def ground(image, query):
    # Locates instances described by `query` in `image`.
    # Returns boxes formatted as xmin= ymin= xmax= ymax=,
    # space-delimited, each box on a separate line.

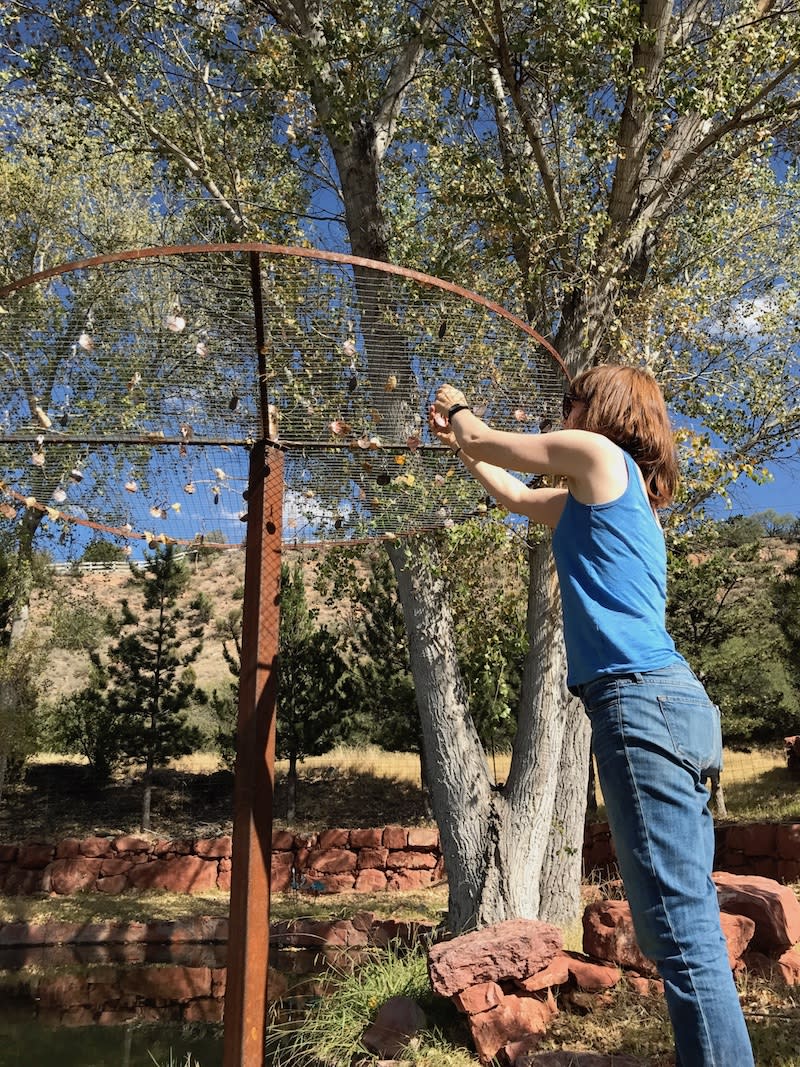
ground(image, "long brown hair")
xmin=568 ymin=365 xmax=679 ymax=509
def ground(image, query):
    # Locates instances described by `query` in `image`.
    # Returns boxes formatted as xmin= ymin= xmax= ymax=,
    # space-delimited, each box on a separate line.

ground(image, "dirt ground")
xmin=0 ymin=757 xmax=432 ymax=842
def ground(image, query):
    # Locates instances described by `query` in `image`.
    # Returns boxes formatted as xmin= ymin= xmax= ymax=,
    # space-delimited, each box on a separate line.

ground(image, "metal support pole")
xmin=223 ymin=441 xmax=283 ymax=1067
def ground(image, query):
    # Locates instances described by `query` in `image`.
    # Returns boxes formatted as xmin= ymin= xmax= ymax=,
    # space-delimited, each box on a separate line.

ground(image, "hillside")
xmin=30 ymin=547 xmax=352 ymax=709
xmin=31 ymin=552 xmax=246 ymax=706
xmin=31 ymin=535 xmax=798 ymax=712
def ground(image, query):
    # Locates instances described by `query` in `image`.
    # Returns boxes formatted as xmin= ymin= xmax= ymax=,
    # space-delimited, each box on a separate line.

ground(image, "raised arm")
xmin=432 ymin=383 xmax=627 ymax=507
xmin=428 ymin=401 xmax=567 ymax=528
xmin=434 ymin=384 xmax=590 ymax=476
xmin=460 ymin=453 xmax=567 ymax=528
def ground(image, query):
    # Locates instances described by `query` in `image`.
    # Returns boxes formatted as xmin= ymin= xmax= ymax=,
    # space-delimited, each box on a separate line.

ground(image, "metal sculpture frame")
xmin=0 ymin=243 xmax=568 ymax=1067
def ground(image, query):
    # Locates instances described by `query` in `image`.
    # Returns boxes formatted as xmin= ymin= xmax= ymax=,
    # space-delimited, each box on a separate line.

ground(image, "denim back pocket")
xmin=656 ymin=691 xmax=722 ymax=776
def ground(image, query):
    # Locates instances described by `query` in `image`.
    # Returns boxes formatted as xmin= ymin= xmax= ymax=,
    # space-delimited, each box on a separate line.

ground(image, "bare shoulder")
xmin=544 ymin=428 xmax=621 ymax=474
xmin=553 ymin=428 xmax=619 ymax=460
xmin=562 ymin=433 xmax=629 ymax=505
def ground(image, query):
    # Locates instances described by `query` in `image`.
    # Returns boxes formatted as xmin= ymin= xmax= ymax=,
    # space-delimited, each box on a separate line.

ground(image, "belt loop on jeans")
xmin=574 ymin=671 xmax=644 ymax=701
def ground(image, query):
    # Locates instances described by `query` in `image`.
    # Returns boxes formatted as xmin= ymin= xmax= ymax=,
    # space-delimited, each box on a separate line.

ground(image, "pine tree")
xmin=774 ymin=557 xmax=800 ymax=695
xmin=209 ymin=566 xmax=351 ymax=819
xmin=348 ymin=554 xmax=418 ymax=752
xmin=668 ymin=533 xmax=799 ymax=748
xmin=277 ymin=563 xmax=352 ymax=821
xmin=104 ymin=545 xmax=206 ymax=830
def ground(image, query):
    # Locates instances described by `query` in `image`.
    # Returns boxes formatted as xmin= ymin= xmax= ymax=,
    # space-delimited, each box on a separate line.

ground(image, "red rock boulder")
xmin=581 ymin=899 xmax=656 ymax=976
xmin=469 ymin=993 xmax=556 ymax=1064
xmin=44 ymin=857 xmax=103 ymax=895
xmin=428 ymin=919 xmax=563 ymax=997
xmin=127 ymin=856 xmax=218 ymax=893
xmin=428 ymin=920 xmax=563 ymax=1065
xmin=714 ymin=872 xmax=800 ymax=953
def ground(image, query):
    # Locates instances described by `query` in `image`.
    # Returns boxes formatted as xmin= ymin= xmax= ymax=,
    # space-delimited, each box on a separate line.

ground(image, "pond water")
xmin=0 ymin=1019 xmax=223 ymax=1067
xmin=0 ymin=941 xmax=336 ymax=1067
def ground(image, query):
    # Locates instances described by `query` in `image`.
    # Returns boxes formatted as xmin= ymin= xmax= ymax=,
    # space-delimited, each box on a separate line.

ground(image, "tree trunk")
xmin=709 ymin=769 xmax=728 ymax=818
xmin=538 ymin=691 xmax=591 ymax=927
xmin=141 ymin=759 xmax=153 ymax=832
xmin=495 ymin=539 xmax=573 ymax=923
xmin=388 ymin=535 xmax=591 ymax=931
xmin=387 ymin=538 xmax=494 ymax=932
xmin=287 ymin=752 xmax=298 ymax=822
xmin=9 ymin=603 xmax=29 ymax=647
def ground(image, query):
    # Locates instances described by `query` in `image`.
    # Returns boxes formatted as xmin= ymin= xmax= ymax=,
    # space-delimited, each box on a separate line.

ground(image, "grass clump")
xmin=0 ymin=889 xmax=230 ymax=926
xmin=149 ymin=1054 xmax=202 ymax=1067
xmin=265 ymin=940 xmax=474 ymax=1066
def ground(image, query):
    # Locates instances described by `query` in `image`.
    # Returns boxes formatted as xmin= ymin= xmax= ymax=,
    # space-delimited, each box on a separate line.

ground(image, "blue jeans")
xmin=576 ymin=662 xmax=754 ymax=1067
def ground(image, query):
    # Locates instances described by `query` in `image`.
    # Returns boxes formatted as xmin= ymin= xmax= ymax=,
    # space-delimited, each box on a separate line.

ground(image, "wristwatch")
xmin=447 ymin=403 xmax=470 ymax=420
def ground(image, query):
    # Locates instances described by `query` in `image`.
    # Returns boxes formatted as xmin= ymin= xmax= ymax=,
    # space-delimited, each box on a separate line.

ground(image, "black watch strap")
xmin=447 ymin=403 xmax=471 ymax=420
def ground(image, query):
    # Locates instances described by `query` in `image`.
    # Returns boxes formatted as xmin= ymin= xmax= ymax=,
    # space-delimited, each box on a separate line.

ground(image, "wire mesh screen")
xmin=0 ymin=245 xmax=567 ymax=556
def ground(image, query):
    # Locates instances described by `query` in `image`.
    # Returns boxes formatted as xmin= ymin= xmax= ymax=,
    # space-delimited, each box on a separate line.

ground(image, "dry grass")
xmin=535 ymin=973 xmax=800 ymax=1067
xmin=6 ymin=737 xmax=800 ymax=845
xmin=0 ymin=889 xmax=231 ymax=926
xmin=0 ymin=885 xmax=448 ymax=928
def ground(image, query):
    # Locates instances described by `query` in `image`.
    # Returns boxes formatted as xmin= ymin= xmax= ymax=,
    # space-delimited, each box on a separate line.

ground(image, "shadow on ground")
xmin=0 ymin=760 xmax=432 ymax=841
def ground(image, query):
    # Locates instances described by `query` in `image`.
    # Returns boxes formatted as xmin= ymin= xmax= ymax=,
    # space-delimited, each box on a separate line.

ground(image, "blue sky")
xmin=719 ymin=450 xmax=799 ymax=519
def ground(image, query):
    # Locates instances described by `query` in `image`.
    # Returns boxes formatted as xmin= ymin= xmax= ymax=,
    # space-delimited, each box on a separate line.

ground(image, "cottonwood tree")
xmin=4 ymin=0 xmax=799 ymax=929
xmin=402 ymin=0 xmax=800 ymax=925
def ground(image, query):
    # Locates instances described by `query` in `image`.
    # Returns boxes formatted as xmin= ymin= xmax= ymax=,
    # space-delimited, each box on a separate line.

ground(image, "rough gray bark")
xmin=539 ymin=690 xmax=592 ymax=927
xmin=387 ymin=538 xmax=494 ymax=931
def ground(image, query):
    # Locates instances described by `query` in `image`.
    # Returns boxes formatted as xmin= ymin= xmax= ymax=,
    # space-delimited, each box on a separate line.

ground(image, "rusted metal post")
xmin=223 ymin=440 xmax=283 ymax=1067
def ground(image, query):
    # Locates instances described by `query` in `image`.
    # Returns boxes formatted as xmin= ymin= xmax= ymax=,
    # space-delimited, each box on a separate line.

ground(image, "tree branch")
xmin=466 ymin=0 xmax=569 ymax=262
xmin=608 ymin=0 xmax=673 ymax=227
xmin=671 ymin=0 xmax=713 ymax=47
xmin=374 ymin=2 xmax=441 ymax=161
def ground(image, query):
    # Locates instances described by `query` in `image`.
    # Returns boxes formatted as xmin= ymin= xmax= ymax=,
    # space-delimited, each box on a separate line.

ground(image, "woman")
xmin=430 ymin=365 xmax=753 ymax=1067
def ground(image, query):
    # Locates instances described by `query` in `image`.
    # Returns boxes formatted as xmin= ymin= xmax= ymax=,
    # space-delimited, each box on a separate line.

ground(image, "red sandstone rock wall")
xmin=0 ymin=826 xmax=445 ymax=897
xmin=583 ymin=821 xmax=800 ymax=884
xmin=0 ymin=822 xmax=798 ymax=896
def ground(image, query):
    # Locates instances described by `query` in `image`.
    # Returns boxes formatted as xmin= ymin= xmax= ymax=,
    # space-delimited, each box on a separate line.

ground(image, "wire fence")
xmin=8 ymin=546 xmax=799 ymax=845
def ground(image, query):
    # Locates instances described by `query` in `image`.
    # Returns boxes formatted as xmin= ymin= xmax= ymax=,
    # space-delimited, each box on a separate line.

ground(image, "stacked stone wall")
xmin=584 ymin=821 xmax=800 ymax=884
xmin=0 ymin=822 xmax=799 ymax=896
xmin=0 ymin=826 xmax=445 ymax=897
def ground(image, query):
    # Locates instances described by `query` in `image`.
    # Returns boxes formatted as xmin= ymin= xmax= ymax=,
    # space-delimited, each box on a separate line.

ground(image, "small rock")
xmin=469 ymin=993 xmax=556 ymax=1064
xmin=564 ymin=952 xmax=621 ymax=991
xmin=362 ymin=995 xmax=426 ymax=1057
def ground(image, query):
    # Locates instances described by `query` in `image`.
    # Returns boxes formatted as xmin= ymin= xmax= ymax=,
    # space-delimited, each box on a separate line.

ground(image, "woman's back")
xmin=552 ymin=448 xmax=683 ymax=688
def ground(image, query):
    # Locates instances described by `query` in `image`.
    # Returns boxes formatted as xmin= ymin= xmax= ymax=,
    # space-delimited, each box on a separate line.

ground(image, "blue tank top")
xmin=551 ymin=448 xmax=684 ymax=688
